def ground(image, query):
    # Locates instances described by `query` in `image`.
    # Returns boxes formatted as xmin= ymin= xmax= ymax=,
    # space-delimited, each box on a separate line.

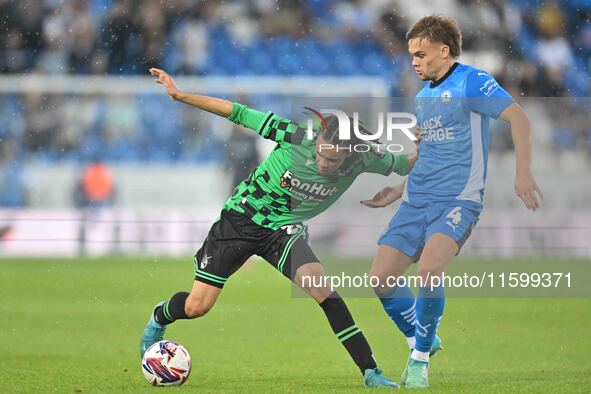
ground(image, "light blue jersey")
xmin=403 ymin=63 xmax=514 ymax=206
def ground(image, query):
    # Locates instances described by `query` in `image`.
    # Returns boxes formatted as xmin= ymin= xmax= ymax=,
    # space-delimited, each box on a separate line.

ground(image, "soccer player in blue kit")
xmin=362 ymin=15 xmax=544 ymax=388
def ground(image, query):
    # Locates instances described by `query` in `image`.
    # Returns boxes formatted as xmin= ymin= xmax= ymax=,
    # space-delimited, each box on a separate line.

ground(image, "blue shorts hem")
xmin=377 ymin=235 xmax=418 ymax=259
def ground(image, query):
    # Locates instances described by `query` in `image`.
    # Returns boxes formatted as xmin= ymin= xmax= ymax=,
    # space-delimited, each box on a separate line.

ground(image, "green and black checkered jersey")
xmin=222 ymin=102 xmax=410 ymax=230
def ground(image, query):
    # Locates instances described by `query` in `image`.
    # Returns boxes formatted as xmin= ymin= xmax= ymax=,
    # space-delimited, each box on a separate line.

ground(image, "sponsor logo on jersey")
xmin=419 ymin=116 xmax=455 ymax=142
xmin=280 ymin=170 xmax=338 ymax=201
xmin=280 ymin=170 xmax=293 ymax=188
xmin=479 ymin=78 xmax=500 ymax=96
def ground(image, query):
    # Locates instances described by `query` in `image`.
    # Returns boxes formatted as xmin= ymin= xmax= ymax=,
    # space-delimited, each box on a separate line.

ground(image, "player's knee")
xmin=294 ymin=263 xmax=333 ymax=302
xmin=417 ymin=266 xmax=443 ymax=284
xmin=184 ymin=297 xmax=213 ymax=318
xmin=294 ymin=263 xmax=324 ymax=285
xmin=298 ymin=272 xmax=333 ymax=302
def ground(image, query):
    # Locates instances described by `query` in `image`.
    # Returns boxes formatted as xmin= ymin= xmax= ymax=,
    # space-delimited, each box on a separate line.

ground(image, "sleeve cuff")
xmin=227 ymin=102 xmax=244 ymax=122
xmin=393 ymin=154 xmax=410 ymax=176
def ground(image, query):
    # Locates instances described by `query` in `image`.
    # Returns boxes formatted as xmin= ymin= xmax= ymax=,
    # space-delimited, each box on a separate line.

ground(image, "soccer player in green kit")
xmin=140 ymin=68 xmax=414 ymax=388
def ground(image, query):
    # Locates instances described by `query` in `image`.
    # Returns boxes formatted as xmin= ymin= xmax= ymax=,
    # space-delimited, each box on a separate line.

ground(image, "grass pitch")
xmin=1 ymin=257 xmax=590 ymax=393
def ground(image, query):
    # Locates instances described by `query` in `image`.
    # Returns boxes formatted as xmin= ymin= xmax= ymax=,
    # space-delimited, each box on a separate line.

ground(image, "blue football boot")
xmin=363 ymin=368 xmax=400 ymax=388
xmin=140 ymin=301 xmax=166 ymax=358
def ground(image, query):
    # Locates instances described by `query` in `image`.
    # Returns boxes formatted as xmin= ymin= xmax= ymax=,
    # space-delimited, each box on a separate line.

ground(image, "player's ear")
xmin=440 ymin=45 xmax=450 ymax=59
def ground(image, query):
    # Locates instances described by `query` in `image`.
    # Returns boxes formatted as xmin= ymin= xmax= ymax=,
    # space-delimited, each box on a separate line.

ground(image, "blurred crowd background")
xmin=0 ymin=0 xmax=590 ymax=208
xmin=1 ymin=0 xmax=589 ymax=91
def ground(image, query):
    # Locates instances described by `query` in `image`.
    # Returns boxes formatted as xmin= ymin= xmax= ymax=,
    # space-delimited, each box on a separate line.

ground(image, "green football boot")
xmin=363 ymin=368 xmax=400 ymax=388
xmin=401 ymin=335 xmax=442 ymax=386
xmin=402 ymin=358 xmax=429 ymax=389
xmin=139 ymin=301 xmax=166 ymax=358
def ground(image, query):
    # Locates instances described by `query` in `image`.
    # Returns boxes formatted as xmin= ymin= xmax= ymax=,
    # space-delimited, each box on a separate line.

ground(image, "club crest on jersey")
xmin=440 ymin=89 xmax=452 ymax=104
xmin=200 ymin=255 xmax=212 ymax=269
xmin=281 ymin=223 xmax=304 ymax=235
xmin=280 ymin=170 xmax=293 ymax=188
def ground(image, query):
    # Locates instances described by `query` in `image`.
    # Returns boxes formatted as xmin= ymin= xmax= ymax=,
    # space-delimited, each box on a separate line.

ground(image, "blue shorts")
xmin=378 ymin=200 xmax=482 ymax=261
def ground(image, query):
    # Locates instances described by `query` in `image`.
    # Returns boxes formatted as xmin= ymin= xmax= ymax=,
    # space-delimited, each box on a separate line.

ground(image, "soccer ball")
xmin=141 ymin=340 xmax=192 ymax=386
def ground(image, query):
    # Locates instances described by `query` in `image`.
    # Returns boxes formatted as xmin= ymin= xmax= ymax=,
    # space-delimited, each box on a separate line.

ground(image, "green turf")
xmin=1 ymin=257 xmax=590 ymax=393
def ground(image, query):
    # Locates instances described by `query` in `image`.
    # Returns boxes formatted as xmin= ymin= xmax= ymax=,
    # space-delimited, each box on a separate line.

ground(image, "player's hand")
xmin=514 ymin=169 xmax=543 ymax=211
xmin=414 ymin=126 xmax=424 ymax=141
xmin=360 ymin=185 xmax=403 ymax=208
xmin=414 ymin=126 xmax=423 ymax=154
xmin=149 ymin=68 xmax=181 ymax=100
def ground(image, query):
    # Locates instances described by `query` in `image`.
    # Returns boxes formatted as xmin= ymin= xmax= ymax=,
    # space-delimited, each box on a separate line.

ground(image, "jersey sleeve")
xmin=227 ymin=102 xmax=307 ymax=145
xmin=362 ymin=146 xmax=410 ymax=176
xmin=465 ymin=70 xmax=515 ymax=119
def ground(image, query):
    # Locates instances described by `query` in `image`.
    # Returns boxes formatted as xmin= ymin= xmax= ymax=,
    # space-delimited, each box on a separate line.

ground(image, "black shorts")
xmin=193 ymin=209 xmax=318 ymax=288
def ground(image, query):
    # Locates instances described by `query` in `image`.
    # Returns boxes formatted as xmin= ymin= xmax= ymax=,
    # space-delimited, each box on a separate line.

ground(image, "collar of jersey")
xmin=429 ymin=62 xmax=460 ymax=89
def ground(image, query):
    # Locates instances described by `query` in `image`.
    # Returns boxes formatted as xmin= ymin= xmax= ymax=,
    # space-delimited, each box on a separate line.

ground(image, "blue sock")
xmin=414 ymin=286 xmax=445 ymax=353
xmin=379 ymin=284 xmax=416 ymax=338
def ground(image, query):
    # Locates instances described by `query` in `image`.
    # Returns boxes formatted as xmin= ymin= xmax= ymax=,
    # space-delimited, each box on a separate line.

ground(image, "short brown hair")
xmin=406 ymin=14 xmax=462 ymax=58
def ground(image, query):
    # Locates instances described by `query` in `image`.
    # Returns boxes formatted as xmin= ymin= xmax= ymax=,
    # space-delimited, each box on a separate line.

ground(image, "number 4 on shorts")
xmin=445 ymin=207 xmax=462 ymax=232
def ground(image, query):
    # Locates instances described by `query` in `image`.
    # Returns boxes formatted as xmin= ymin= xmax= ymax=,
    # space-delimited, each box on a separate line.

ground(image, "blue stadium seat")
xmin=0 ymin=163 xmax=26 ymax=207
xmin=564 ymin=57 xmax=591 ymax=96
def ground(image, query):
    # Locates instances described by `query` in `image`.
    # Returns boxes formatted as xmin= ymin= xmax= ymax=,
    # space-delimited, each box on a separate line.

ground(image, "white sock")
xmin=406 ymin=336 xmax=416 ymax=349
xmin=410 ymin=349 xmax=429 ymax=362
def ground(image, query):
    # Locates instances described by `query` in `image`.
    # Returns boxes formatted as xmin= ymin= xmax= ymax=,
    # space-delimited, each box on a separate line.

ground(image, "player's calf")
xmin=141 ymin=281 xmax=222 ymax=358
xmin=294 ymin=264 xmax=397 ymax=383
xmin=154 ymin=282 xmax=221 ymax=323
xmin=184 ymin=294 xmax=215 ymax=318
xmin=320 ymin=292 xmax=401 ymax=387
xmin=377 ymin=284 xmax=417 ymax=348
xmin=153 ymin=292 xmax=191 ymax=324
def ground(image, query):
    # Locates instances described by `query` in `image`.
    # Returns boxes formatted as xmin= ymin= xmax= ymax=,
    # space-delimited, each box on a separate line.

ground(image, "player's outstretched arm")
xmin=360 ymin=181 xmax=406 ymax=208
xmin=500 ymin=103 xmax=544 ymax=211
xmin=149 ymin=67 xmax=287 ymax=140
xmin=149 ymin=68 xmax=233 ymax=117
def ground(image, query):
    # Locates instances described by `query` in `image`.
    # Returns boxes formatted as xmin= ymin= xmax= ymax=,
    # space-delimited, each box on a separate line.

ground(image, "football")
xmin=141 ymin=340 xmax=192 ymax=386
